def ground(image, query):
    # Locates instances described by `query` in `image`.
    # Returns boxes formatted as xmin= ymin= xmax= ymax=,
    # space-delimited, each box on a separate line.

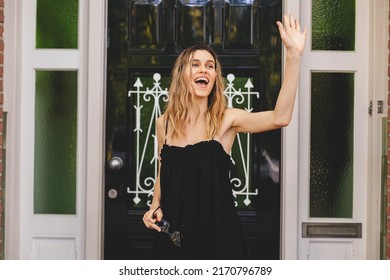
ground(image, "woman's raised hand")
xmin=277 ymin=14 xmax=307 ymax=57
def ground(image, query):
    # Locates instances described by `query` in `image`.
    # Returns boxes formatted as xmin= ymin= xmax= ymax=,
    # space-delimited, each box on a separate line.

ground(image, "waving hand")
xmin=277 ymin=14 xmax=307 ymax=57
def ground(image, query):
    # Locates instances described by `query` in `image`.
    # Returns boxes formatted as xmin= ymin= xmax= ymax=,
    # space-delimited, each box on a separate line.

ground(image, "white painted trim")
xmin=280 ymin=0 xmax=301 ymax=260
xmin=85 ymin=0 xmax=106 ymax=260
xmin=353 ymin=0 xmax=370 ymax=259
xmin=76 ymin=0 xmax=89 ymax=260
xmin=18 ymin=0 xmax=42 ymax=259
xmin=367 ymin=0 xmax=388 ymax=259
xmin=33 ymin=50 xmax=81 ymax=69
xmin=4 ymin=0 xmax=21 ymax=259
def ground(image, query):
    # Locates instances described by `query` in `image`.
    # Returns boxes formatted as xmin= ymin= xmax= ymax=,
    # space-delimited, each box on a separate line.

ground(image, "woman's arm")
xmin=229 ymin=14 xmax=307 ymax=134
xmin=142 ymin=116 xmax=165 ymax=232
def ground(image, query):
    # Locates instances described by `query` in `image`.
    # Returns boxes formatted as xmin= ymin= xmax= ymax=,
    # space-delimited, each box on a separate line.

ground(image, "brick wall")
xmin=0 ymin=0 xmax=4 ymax=260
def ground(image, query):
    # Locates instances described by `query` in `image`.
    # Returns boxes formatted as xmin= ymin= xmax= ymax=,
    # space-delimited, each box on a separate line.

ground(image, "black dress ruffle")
xmin=154 ymin=140 xmax=245 ymax=260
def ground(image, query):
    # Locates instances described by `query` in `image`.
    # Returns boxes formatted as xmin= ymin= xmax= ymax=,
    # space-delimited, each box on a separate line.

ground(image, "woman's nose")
xmin=199 ymin=65 xmax=206 ymax=73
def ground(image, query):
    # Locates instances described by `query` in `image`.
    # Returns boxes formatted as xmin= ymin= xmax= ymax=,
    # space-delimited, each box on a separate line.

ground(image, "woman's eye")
xmin=207 ymin=64 xmax=214 ymax=69
xmin=191 ymin=63 xmax=199 ymax=67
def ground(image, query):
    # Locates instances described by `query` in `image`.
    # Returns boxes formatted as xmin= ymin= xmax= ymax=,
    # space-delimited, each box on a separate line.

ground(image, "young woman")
xmin=143 ymin=14 xmax=307 ymax=259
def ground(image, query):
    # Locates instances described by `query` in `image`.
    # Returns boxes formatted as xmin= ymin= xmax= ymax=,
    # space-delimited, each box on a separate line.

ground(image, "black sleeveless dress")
xmin=154 ymin=136 xmax=246 ymax=259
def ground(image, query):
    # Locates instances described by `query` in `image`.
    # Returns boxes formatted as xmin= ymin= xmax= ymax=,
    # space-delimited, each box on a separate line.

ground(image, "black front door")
xmin=104 ymin=0 xmax=282 ymax=260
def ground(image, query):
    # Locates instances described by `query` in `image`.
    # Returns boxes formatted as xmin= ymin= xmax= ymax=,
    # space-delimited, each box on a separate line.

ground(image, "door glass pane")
xmin=129 ymin=0 xmax=164 ymax=50
xmin=176 ymin=0 xmax=212 ymax=48
xmin=224 ymin=0 xmax=261 ymax=49
xmin=36 ymin=0 xmax=79 ymax=49
xmin=34 ymin=71 xmax=77 ymax=214
xmin=312 ymin=0 xmax=355 ymax=51
xmin=310 ymin=72 xmax=354 ymax=218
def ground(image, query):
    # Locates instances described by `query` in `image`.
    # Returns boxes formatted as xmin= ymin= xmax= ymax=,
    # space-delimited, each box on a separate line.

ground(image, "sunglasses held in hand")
xmin=153 ymin=206 xmax=183 ymax=247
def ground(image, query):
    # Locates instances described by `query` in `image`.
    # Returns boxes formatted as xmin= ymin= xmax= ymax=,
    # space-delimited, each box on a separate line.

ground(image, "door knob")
xmin=108 ymin=156 xmax=123 ymax=170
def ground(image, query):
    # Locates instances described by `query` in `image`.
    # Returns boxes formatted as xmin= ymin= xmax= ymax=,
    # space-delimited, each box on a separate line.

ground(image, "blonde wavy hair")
xmin=164 ymin=44 xmax=226 ymax=139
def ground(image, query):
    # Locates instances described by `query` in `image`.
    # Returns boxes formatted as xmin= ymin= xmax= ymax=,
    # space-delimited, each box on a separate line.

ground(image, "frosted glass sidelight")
xmin=310 ymin=72 xmax=354 ymax=218
xmin=312 ymin=0 xmax=355 ymax=51
xmin=34 ymin=71 xmax=77 ymax=214
xmin=36 ymin=0 xmax=78 ymax=49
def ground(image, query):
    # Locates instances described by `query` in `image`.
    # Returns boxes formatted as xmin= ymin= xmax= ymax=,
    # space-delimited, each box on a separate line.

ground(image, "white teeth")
xmin=195 ymin=78 xmax=209 ymax=84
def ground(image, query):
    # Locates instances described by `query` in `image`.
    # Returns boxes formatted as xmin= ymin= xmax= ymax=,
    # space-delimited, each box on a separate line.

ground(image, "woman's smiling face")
xmin=186 ymin=49 xmax=217 ymax=99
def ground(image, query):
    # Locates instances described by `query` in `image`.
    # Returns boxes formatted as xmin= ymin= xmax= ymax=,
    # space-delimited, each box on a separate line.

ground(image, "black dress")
xmin=154 ymin=136 xmax=246 ymax=259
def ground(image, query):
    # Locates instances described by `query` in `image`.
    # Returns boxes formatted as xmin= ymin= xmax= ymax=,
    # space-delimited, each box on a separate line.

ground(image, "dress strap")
xmin=164 ymin=119 xmax=169 ymax=144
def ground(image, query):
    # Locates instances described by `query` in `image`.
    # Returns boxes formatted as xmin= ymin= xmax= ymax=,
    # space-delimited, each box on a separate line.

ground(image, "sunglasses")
xmin=153 ymin=206 xmax=183 ymax=247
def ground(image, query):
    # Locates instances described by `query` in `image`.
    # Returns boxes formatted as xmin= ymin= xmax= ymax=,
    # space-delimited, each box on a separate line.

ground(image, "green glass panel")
xmin=310 ymin=72 xmax=354 ymax=218
xmin=312 ymin=0 xmax=355 ymax=51
xmin=36 ymin=0 xmax=78 ymax=49
xmin=34 ymin=71 xmax=77 ymax=214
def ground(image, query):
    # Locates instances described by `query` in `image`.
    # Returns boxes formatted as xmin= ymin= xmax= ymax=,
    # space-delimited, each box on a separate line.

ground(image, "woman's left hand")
xmin=277 ymin=14 xmax=307 ymax=57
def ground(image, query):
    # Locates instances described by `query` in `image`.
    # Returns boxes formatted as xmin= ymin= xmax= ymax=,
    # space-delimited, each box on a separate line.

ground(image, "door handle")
xmin=108 ymin=156 xmax=123 ymax=170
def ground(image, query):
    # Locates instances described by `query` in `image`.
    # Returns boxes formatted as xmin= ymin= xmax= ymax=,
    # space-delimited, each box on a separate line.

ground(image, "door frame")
xmin=367 ymin=0 xmax=388 ymax=259
xmin=293 ymin=0 xmax=386 ymax=259
xmin=5 ymin=0 xmax=90 ymax=259
xmin=280 ymin=0 xmax=301 ymax=259
xmin=84 ymin=0 xmax=106 ymax=260
xmin=298 ymin=0 xmax=369 ymax=259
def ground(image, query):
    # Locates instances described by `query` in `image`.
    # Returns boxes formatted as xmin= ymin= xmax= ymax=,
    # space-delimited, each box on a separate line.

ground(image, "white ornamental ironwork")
xmin=127 ymin=73 xmax=260 ymax=207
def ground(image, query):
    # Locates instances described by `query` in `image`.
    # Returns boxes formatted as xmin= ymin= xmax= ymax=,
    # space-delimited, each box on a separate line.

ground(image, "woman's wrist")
xmin=286 ymin=51 xmax=302 ymax=61
xmin=150 ymin=203 xmax=160 ymax=211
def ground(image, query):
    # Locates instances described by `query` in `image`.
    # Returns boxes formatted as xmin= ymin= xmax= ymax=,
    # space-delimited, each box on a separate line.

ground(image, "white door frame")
xmin=4 ymin=0 xmax=90 ymax=259
xmin=299 ymin=0 xmax=369 ymax=259
xmin=367 ymin=0 xmax=388 ymax=259
xmin=287 ymin=0 xmax=384 ymax=259
xmin=84 ymin=0 xmax=106 ymax=259
xmin=4 ymin=0 xmax=20 ymax=260
xmin=280 ymin=0 xmax=301 ymax=259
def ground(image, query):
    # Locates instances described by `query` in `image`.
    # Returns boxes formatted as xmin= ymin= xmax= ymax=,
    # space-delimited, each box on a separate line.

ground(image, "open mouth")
xmin=195 ymin=77 xmax=209 ymax=86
